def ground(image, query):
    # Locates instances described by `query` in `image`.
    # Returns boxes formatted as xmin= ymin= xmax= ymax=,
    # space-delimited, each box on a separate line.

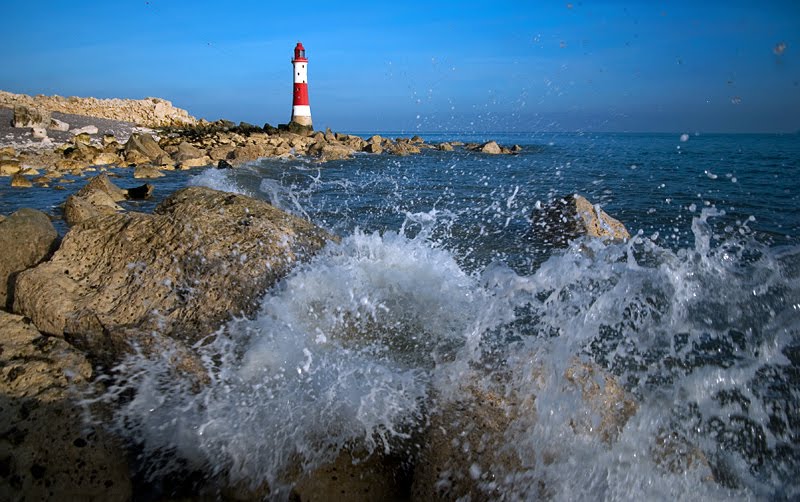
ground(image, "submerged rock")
xmin=14 ymin=187 xmax=335 ymax=359
xmin=530 ymin=194 xmax=630 ymax=246
xmin=0 ymin=208 xmax=57 ymax=309
xmin=0 ymin=311 xmax=131 ymax=501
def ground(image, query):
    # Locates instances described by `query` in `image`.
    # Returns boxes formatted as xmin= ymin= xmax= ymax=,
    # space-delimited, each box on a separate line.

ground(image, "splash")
xmin=90 ymin=198 xmax=799 ymax=499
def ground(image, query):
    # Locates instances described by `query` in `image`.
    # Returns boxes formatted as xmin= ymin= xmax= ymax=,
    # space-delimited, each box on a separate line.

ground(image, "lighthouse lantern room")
xmin=290 ymin=42 xmax=312 ymax=127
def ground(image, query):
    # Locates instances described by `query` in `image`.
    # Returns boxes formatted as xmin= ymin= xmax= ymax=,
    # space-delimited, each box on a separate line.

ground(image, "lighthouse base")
xmin=290 ymin=115 xmax=313 ymax=127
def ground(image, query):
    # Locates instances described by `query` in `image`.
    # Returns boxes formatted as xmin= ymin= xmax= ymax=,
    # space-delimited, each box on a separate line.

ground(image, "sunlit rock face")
xmin=0 ymin=207 xmax=57 ymax=309
xmin=13 ymin=187 xmax=335 ymax=357
xmin=530 ymin=193 xmax=630 ymax=247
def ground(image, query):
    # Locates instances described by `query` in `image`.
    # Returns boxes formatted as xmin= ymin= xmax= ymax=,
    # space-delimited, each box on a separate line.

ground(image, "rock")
xmin=479 ymin=140 xmax=502 ymax=154
xmin=133 ymin=165 xmax=165 ymax=178
xmin=174 ymin=141 xmax=206 ymax=162
xmin=12 ymin=105 xmax=51 ymax=128
xmin=178 ymin=156 xmax=212 ymax=168
xmin=13 ymin=187 xmax=334 ymax=357
xmin=0 ymin=311 xmax=132 ymax=501
xmin=63 ymin=193 xmax=122 ymax=226
xmin=48 ymin=117 xmax=70 ymax=131
xmin=412 ymin=361 xmax=637 ymax=500
xmin=511 ymin=144 xmax=523 ymax=153
xmin=126 ymin=183 xmax=154 ymax=200
xmin=71 ymin=125 xmax=99 ymax=136
xmin=0 ymin=146 xmax=16 ymax=157
xmin=217 ymin=159 xmax=233 ymax=169
xmin=386 ymin=142 xmax=420 ymax=156
xmin=10 ymin=174 xmax=32 ymax=188
xmin=31 ymin=126 xmax=47 ymax=139
xmin=73 ymin=132 xmax=92 ymax=145
xmin=367 ymin=135 xmax=383 ymax=145
xmin=564 ymin=361 xmax=637 ymax=443
xmin=363 ymin=142 xmax=383 ymax=154
xmin=410 ymin=135 xmax=424 ymax=144
xmin=209 ymin=144 xmax=235 ymax=161
xmin=62 ymin=174 xmax=128 ymax=226
xmin=54 ymin=159 xmax=86 ymax=172
xmin=530 ymin=194 xmax=630 ymax=246
xmin=0 ymin=159 xmax=21 ymax=175
xmin=92 ymin=152 xmax=121 ymax=166
xmin=438 ymin=142 xmax=454 ymax=151
xmin=123 ymin=132 xmax=167 ymax=162
xmin=102 ymin=133 xmax=117 ymax=146
xmin=0 ymin=208 xmax=57 ymax=309
xmin=317 ymin=143 xmax=353 ymax=161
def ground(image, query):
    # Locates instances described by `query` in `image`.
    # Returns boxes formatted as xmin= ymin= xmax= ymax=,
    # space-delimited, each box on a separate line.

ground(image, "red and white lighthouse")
xmin=290 ymin=42 xmax=312 ymax=127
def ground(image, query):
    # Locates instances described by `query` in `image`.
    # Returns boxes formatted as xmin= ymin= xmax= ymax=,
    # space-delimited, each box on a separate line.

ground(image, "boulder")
xmin=48 ymin=117 xmax=70 ymax=131
xmin=438 ymin=142 xmax=454 ymax=151
xmin=178 ymin=156 xmax=212 ymax=168
xmin=530 ymin=194 xmax=630 ymax=246
xmin=479 ymin=141 xmax=502 ymax=154
xmin=123 ymin=132 xmax=167 ymax=162
xmin=0 ymin=159 xmax=21 ymax=176
xmin=63 ymin=174 xmax=132 ymax=226
xmin=12 ymin=105 xmax=50 ymax=128
xmin=363 ymin=142 xmax=383 ymax=154
xmin=133 ymin=165 xmax=165 ymax=178
xmin=31 ymin=126 xmax=47 ymax=139
xmin=102 ymin=133 xmax=117 ymax=146
xmin=71 ymin=125 xmax=99 ymax=136
xmin=0 ymin=146 xmax=16 ymax=157
xmin=217 ymin=159 xmax=233 ymax=169
xmin=0 ymin=208 xmax=57 ymax=309
xmin=209 ymin=144 xmax=236 ymax=161
xmin=10 ymin=174 xmax=32 ymax=188
xmin=412 ymin=361 xmax=638 ymax=500
xmin=174 ymin=141 xmax=206 ymax=163
xmin=13 ymin=187 xmax=334 ymax=359
xmin=126 ymin=183 xmax=154 ymax=200
xmin=0 ymin=311 xmax=131 ymax=501
xmin=92 ymin=152 xmax=121 ymax=166
xmin=72 ymin=132 xmax=92 ymax=145
xmin=317 ymin=143 xmax=353 ymax=162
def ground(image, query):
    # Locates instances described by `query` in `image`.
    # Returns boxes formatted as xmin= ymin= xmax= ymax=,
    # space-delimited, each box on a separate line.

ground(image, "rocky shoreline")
xmin=4 ymin=92 xmax=707 ymax=501
xmin=1 ymin=91 xmax=521 ymax=195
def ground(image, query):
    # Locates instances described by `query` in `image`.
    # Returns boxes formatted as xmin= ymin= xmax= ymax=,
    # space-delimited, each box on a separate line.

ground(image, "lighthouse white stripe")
xmin=293 ymin=64 xmax=308 ymax=83
xmin=292 ymin=105 xmax=311 ymax=117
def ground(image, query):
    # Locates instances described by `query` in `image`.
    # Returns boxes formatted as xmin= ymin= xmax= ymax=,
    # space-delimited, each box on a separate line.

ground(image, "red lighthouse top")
xmin=292 ymin=42 xmax=307 ymax=63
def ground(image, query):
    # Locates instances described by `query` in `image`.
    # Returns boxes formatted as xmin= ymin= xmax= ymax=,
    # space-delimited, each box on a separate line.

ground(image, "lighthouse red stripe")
xmin=293 ymin=83 xmax=309 ymax=106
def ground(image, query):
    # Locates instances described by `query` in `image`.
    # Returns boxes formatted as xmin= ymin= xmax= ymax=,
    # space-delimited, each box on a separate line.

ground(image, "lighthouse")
xmin=290 ymin=42 xmax=312 ymax=128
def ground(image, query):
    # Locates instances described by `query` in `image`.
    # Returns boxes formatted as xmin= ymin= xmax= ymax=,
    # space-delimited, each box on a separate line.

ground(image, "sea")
xmin=3 ymin=132 xmax=799 ymax=499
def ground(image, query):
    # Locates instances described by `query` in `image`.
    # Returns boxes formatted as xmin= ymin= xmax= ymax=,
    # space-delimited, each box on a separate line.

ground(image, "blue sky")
xmin=3 ymin=1 xmax=798 ymax=132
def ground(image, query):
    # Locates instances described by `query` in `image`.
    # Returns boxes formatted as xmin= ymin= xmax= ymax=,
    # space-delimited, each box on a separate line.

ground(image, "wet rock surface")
xmin=530 ymin=193 xmax=631 ymax=246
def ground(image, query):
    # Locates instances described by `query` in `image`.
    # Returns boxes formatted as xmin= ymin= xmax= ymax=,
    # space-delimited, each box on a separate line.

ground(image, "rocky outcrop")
xmin=0 ymin=90 xmax=196 ymax=127
xmin=530 ymin=194 xmax=630 ymax=246
xmin=0 ymin=208 xmax=57 ymax=309
xmin=0 ymin=311 xmax=131 ymax=501
xmin=13 ymin=187 xmax=334 ymax=361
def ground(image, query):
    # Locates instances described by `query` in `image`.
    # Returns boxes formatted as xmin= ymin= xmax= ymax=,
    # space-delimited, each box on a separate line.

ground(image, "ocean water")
xmin=4 ymin=132 xmax=800 ymax=499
